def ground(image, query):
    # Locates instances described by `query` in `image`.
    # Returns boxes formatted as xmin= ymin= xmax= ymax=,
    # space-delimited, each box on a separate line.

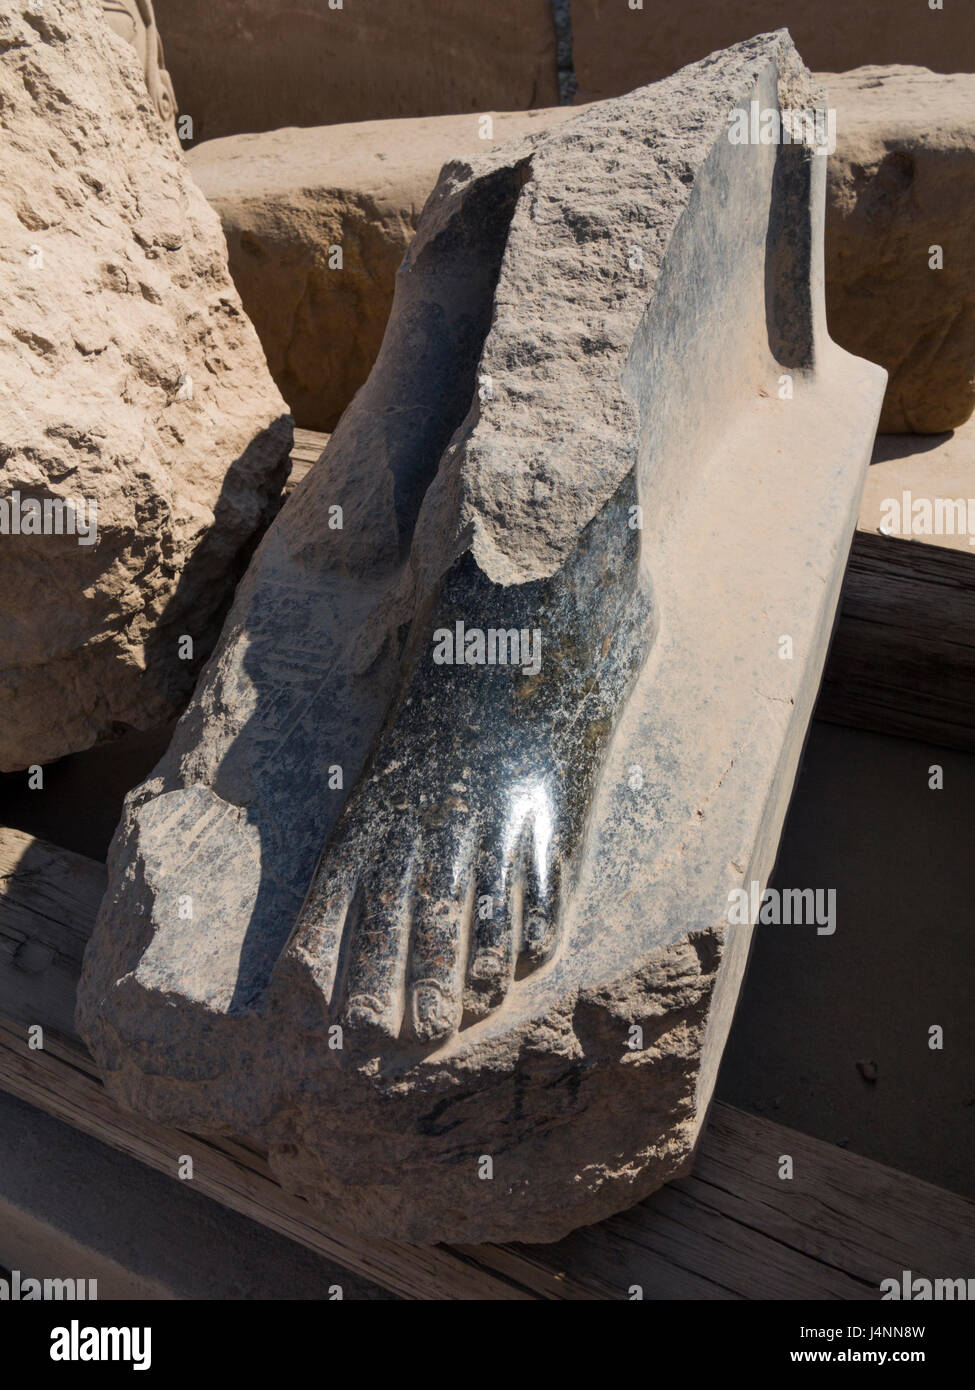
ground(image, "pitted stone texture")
xmin=153 ymin=0 xmax=560 ymax=143
xmin=823 ymin=66 xmax=975 ymax=433
xmin=0 ymin=0 xmax=291 ymax=772
xmin=188 ymin=109 xmax=579 ymax=431
xmin=78 ymin=33 xmax=886 ymax=1244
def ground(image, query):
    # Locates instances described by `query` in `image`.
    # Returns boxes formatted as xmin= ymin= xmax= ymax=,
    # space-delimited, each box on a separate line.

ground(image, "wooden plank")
xmin=0 ymin=828 xmax=105 ymax=1040
xmin=820 ymin=528 xmax=975 ymax=751
xmin=286 ymin=427 xmax=330 ymax=493
xmin=3 ymin=825 xmax=975 ymax=1300
xmin=0 ymin=1020 xmax=545 ymax=1301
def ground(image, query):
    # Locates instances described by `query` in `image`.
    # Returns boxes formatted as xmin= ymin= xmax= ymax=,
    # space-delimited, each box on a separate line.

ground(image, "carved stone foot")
xmin=286 ymin=499 xmax=653 ymax=1048
xmin=78 ymin=32 xmax=888 ymax=1243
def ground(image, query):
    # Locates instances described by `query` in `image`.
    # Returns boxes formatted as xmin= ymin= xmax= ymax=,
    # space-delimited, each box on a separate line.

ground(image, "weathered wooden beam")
xmin=819 ymin=423 xmax=975 ymax=751
xmin=3 ymin=826 xmax=974 ymax=1298
xmin=820 ymin=529 xmax=975 ymax=752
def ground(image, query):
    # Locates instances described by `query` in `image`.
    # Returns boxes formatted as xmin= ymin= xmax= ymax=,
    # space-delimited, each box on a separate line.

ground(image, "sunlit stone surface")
xmin=78 ymin=31 xmax=886 ymax=1244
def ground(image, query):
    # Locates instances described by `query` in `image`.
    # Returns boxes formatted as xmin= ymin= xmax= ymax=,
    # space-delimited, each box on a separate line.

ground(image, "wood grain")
xmin=819 ymin=529 xmax=975 ymax=752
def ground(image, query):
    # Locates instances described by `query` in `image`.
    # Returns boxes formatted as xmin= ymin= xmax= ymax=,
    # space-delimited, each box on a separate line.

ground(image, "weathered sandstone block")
xmin=823 ymin=67 xmax=975 ymax=433
xmin=0 ymin=0 xmax=292 ymax=772
xmin=78 ymin=32 xmax=886 ymax=1244
xmin=860 ymin=418 xmax=975 ymax=555
xmin=153 ymin=0 xmax=560 ymax=143
xmin=188 ymin=109 xmax=579 ymax=431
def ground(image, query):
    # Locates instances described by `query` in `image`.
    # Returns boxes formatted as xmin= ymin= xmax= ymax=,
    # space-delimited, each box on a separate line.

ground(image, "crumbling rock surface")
xmin=78 ymin=32 xmax=886 ymax=1244
xmin=101 ymin=0 xmax=177 ymax=124
xmin=0 ymin=0 xmax=292 ymax=772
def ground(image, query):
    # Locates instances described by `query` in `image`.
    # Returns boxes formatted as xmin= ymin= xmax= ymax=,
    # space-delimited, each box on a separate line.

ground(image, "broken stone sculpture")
xmin=190 ymin=68 xmax=975 ymax=441
xmin=0 ymin=0 xmax=291 ymax=772
xmin=78 ymin=31 xmax=887 ymax=1244
xmin=102 ymin=0 xmax=177 ymax=124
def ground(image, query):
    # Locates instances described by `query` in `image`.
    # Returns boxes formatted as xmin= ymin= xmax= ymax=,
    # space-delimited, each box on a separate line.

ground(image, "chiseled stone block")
xmin=187 ymin=108 xmax=579 ymax=432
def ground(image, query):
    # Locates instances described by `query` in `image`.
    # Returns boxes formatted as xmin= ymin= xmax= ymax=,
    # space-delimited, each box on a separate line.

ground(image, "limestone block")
xmin=823 ymin=67 xmax=975 ymax=433
xmin=188 ymin=109 xmax=579 ymax=431
xmin=78 ymin=32 xmax=886 ymax=1244
xmin=153 ymin=0 xmax=560 ymax=143
xmin=0 ymin=0 xmax=292 ymax=772
xmin=860 ymin=418 xmax=975 ymax=553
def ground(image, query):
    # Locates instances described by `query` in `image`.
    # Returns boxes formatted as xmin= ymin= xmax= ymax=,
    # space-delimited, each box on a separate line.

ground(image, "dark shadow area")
xmin=142 ymin=416 xmax=292 ymax=716
xmin=0 ymin=724 xmax=175 ymax=862
xmin=764 ymin=140 xmax=814 ymax=369
xmin=551 ymin=0 xmax=578 ymax=104
xmin=870 ymin=430 xmax=955 ymax=464
xmin=0 ymin=1089 xmax=395 ymax=1299
xmin=383 ymin=159 xmax=531 ymax=553
xmin=717 ymin=718 xmax=975 ymax=1199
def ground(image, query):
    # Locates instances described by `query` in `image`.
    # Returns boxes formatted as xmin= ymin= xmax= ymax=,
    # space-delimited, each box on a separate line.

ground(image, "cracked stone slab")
xmin=78 ymin=31 xmax=886 ymax=1244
